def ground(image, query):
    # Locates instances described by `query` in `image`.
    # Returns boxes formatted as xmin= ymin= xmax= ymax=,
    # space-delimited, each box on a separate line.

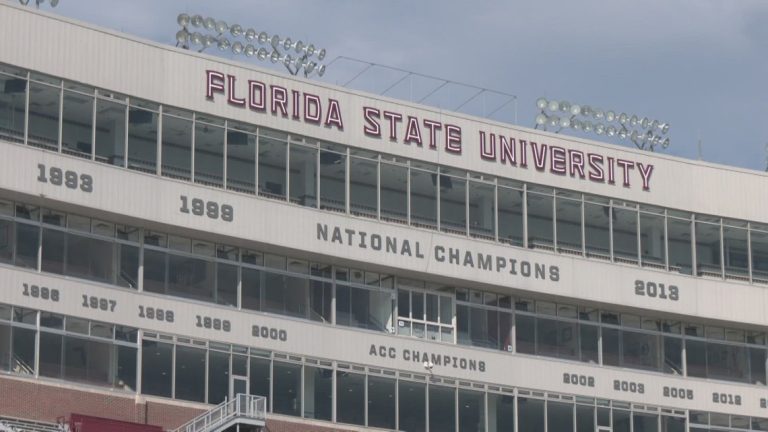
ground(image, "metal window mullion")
xmin=364 ymin=374 xmax=369 ymax=427
xmin=33 ymin=311 xmax=40 ymax=378
xmin=171 ymin=343 xmax=177 ymax=400
xmin=522 ymin=184 xmax=528 ymax=248
xmin=691 ymin=215 xmax=697 ymax=276
xmin=609 ymin=201 xmax=614 ymax=261
xmin=493 ymin=180 xmax=499 ymax=242
xmin=552 ymin=192 xmax=558 ymax=248
xmin=156 ymin=106 xmax=163 ymax=176
xmin=316 ymin=145 xmax=321 ymax=209
xmin=57 ymin=83 xmax=63 ymax=152
xmin=407 ymin=163 xmax=413 ymax=225
xmin=748 ymin=222 xmax=754 ymax=283
xmin=664 ymin=210 xmax=670 ymax=271
xmin=465 ymin=174 xmax=470 ymax=236
xmin=23 ymin=72 xmax=29 ymax=145
xmin=190 ymin=114 xmax=196 ymax=183
xmin=719 ymin=219 xmax=725 ymax=278
xmin=91 ymin=94 xmax=97 ymax=161
xmin=580 ymin=194 xmax=586 ymax=255
xmin=254 ymin=129 xmax=259 ymax=193
xmin=395 ymin=376 xmax=400 ymax=431
xmin=424 ymin=380 xmax=430 ymax=432
xmin=636 ymin=207 xmax=642 ymax=265
xmin=331 ymin=361 xmax=336 ymax=422
xmin=122 ymin=101 xmax=129 ymax=168
xmin=285 ymin=139 xmax=290 ymax=202
xmin=223 ymin=120 xmax=228 ymax=189
xmin=136 ymin=329 xmax=143 ymax=395
xmin=345 ymin=147 xmax=350 ymax=214
xmin=376 ymin=157 xmax=381 ymax=220
xmin=434 ymin=167 xmax=440 ymax=230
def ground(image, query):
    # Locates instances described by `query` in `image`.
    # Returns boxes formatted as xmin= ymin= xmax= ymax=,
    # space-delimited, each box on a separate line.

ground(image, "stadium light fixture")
xmin=534 ymin=97 xmax=670 ymax=152
xmin=18 ymin=0 xmax=59 ymax=7
xmin=175 ymin=13 xmax=328 ymax=78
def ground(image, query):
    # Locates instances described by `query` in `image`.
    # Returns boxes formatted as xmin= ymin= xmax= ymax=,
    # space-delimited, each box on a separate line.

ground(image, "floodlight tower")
xmin=534 ymin=97 xmax=670 ymax=152
xmin=175 ymin=13 xmax=328 ymax=78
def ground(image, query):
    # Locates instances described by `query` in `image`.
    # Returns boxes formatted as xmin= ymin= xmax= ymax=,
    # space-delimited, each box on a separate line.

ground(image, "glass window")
xmin=548 ymin=401 xmax=574 ymax=432
xmin=707 ymin=341 xmax=747 ymax=382
xmin=303 ymin=366 xmax=332 ymax=421
xmin=327 ymin=368 xmax=362 ymax=423
xmin=142 ymin=249 xmax=166 ymax=294
xmin=127 ymin=105 xmax=158 ymax=173
xmin=0 ymin=323 xmax=9 ymax=372
xmin=41 ymin=228 xmax=65 ymax=274
xmin=753 ymin=227 xmax=768 ymax=282
xmin=0 ymin=74 xmax=26 ymax=143
xmin=622 ymin=330 xmax=661 ymax=371
xmin=429 ymin=385 xmax=456 ymax=432
xmin=273 ymin=361 xmax=301 ymax=416
xmin=216 ymin=263 xmax=238 ymax=307
xmin=580 ymin=324 xmax=599 ymax=364
xmin=61 ymin=90 xmax=93 ymax=159
xmin=602 ymin=327 xmax=620 ymax=366
xmin=613 ymin=409 xmax=631 ymax=432
xmin=118 ymin=244 xmax=139 ymax=289
xmin=640 ymin=211 xmax=666 ymax=267
xmin=174 ymin=345 xmax=205 ymax=402
xmin=527 ymin=188 xmax=554 ymax=249
xmin=556 ymin=194 xmax=582 ymax=252
xmin=380 ymin=162 xmax=408 ymax=223
xmin=696 ymin=218 xmax=721 ymax=277
xmin=367 ymin=375 xmax=395 ymax=429
xmin=350 ymin=153 xmax=378 ymax=217
xmin=64 ymin=337 xmax=113 ymax=385
xmin=27 ymin=81 xmax=60 ymax=150
xmin=66 ymin=234 xmax=115 ymax=284
xmin=613 ymin=205 xmax=638 ymax=263
xmin=0 ymin=219 xmax=13 ymax=264
xmin=208 ymin=349 xmax=230 ymax=404
xmin=459 ymin=388 xmax=485 ymax=432
xmin=95 ymin=98 xmax=126 ymax=166
xmin=440 ymin=172 xmax=466 ymax=234
xmin=634 ymin=413 xmax=659 ymax=432
xmin=537 ymin=317 xmax=579 ymax=360
xmin=258 ymin=136 xmax=287 ymax=199
xmin=488 ymin=393 xmax=514 ymax=432
xmin=517 ymin=397 xmax=544 ymax=432
xmin=194 ymin=121 xmax=224 ymax=187
xmin=319 ymin=149 xmax=346 ymax=212
xmin=289 ymin=143 xmax=317 ymax=207
xmin=723 ymin=222 xmax=748 ymax=279
xmin=15 ymin=222 xmax=39 ymax=269
xmin=39 ymin=332 xmax=62 ymax=378
xmin=469 ymin=179 xmax=495 ymax=240
xmin=10 ymin=327 xmax=34 ymax=375
xmin=751 ymin=347 xmax=767 ymax=385
xmin=167 ymin=254 xmax=214 ymax=302
xmin=576 ymin=404 xmax=594 ymax=432
xmin=263 ymin=271 xmax=307 ymax=318
xmin=309 ymin=280 xmax=332 ymax=323
xmin=515 ymin=314 xmax=535 ymax=354
xmin=249 ymin=356 xmax=270 ymax=400
xmin=664 ymin=336 xmax=683 ymax=375
xmin=399 ymin=380 xmax=426 ymax=432
xmin=226 ymin=126 xmax=256 ymax=193
xmin=241 ymin=267 xmax=261 ymax=311
xmin=161 ymin=113 xmax=193 ymax=180
xmin=668 ymin=216 xmax=693 ymax=275
xmin=141 ymin=340 xmax=172 ymax=398
xmin=411 ymin=164 xmax=437 ymax=229
xmin=117 ymin=345 xmax=137 ymax=391
xmin=498 ymin=184 xmax=523 ymax=246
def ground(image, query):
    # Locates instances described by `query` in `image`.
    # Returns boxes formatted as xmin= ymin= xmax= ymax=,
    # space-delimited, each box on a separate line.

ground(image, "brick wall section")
xmin=0 ymin=376 xmax=363 ymax=432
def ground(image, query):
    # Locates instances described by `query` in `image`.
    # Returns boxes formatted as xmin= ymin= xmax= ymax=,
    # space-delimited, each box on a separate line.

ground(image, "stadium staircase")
xmin=172 ymin=394 xmax=267 ymax=432
xmin=0 ymin=417 xmax=64 ymax=432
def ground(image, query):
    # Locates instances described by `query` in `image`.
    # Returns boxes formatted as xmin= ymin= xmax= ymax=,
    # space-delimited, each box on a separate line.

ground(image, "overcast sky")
xmin=35 ymin=0 xmax=768 ymax=171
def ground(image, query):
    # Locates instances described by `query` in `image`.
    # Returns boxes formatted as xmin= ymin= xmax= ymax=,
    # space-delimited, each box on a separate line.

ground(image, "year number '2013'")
xmin=635 ymin=280 xmax=679 ymax=301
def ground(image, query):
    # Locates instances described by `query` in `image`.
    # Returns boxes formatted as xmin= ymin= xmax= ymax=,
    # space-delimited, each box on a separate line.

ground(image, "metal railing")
xmin=0 ymin=418 xmax=65 ymax=432
xmin=172 ymin=394 xmax=266 ymax=432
